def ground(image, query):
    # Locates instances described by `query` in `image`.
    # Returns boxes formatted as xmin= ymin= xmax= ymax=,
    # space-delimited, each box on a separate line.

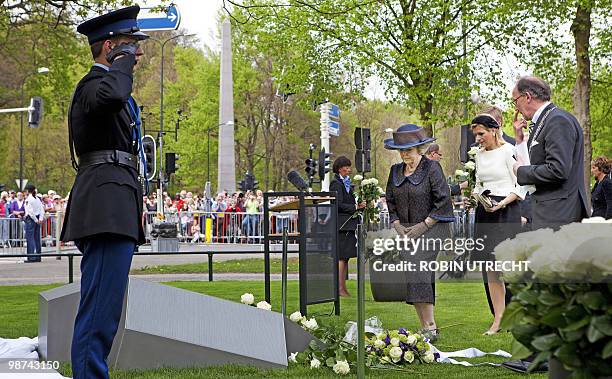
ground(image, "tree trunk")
xmin=571 ymin=2 xmax=592 ymax=205
xmin=418 ymin=98 xmax=434 ymax=136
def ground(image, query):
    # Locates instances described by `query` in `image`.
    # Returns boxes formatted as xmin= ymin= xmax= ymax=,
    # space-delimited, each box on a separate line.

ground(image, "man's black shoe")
xmin=501 ymin=359 xmax=549 ymax=373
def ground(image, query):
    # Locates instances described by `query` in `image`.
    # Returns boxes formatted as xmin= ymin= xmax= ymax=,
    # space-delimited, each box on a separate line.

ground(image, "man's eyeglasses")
xmin=512 ymin=93 xmax=526 ymax=106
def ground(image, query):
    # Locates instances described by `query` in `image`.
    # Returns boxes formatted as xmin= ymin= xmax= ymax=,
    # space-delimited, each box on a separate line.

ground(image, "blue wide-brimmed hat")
xmin=77 ymin=5 xmax=149 ymax=45
xmin=384 ymin=124 xmax=436 ymax=150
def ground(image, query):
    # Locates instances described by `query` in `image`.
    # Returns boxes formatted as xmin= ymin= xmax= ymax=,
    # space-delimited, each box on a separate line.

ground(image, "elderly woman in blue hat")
xmin=384 ymin=123 xmax=454 ymax=341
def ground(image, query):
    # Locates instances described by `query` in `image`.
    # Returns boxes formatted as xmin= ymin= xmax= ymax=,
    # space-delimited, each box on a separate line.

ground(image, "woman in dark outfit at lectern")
xmin=330 ymin=156 xmax=365 ymax=297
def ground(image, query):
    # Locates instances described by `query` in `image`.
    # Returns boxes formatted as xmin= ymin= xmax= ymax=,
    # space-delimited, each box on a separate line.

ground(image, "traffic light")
xmin=28 ymin=96 xmax=43 ymax=128
xmin=354 ymin=128 xmax=371 ymax=173
xmin=318 ymin=147 xmax=331 ymax=181
xmin=238 ymin=179 xmax=247 ymax=192
xmin=245 ymin=172 xmax=259 ymax=191
xmin=305 ymin=157 xmax=317 ymax=178
xmin=141 ymin=135 xmax=156 ymax=181
xmin=355 ymin=149 xmax=371 ymax=173
xmin=165 ymin=152 xmax=179 ymax=175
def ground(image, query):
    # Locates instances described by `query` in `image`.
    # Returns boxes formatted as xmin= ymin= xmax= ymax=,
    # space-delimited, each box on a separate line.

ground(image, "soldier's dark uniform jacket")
xmin=60 ymin=55 xmax=145 ymax=244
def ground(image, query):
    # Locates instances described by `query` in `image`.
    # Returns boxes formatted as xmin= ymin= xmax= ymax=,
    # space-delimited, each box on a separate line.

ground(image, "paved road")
xmin=0 ymin=244 xmax=307 ymax=285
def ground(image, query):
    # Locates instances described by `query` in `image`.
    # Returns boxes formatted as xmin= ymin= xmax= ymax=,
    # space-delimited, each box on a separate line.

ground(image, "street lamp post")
xmin=19 ymin=67 xmax=49 ymax=190
xmin=149 ymin=34 xmax=194 ymax=214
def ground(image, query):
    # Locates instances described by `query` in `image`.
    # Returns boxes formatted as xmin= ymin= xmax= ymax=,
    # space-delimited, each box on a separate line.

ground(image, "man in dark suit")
xmin=60 ymin=6 xmax=148 ymax=379
xmin=503 ymin=76 xmax=589 ymax=374
xmin=511 ymin=76 xmax=589 ymax=229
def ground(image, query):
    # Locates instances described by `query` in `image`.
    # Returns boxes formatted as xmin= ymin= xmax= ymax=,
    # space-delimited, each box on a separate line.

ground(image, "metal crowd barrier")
xmin=143 ymin=211 xmax=303 ymax=244
xmin=2 ymin=209 xmax=470 ymax=253
xmin=0 ymin=212 xmax=64 ymax=255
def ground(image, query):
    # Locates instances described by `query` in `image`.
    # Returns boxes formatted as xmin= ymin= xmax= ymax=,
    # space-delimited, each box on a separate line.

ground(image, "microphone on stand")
xmin=287 ymin=170 xmax=309 ymax=193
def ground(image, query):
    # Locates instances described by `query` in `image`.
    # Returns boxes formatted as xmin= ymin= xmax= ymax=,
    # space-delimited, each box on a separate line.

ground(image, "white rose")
xmin=333 ymin=360 xmax=350 ymax=375
xmin=390 ymin=337 xmax=400 ymax=347
xmin=289 ymin=311 xmax=303 ymax=323
xmin=464 ymin=161 xmax=475 ymax=171
xmin=406 ymin=335 xmax=417 ymax=346
xmin=377 ymin=186 xmax=385 ymax=195
xmin=361 ymin=178 xmax=371 ymax=186
xmin=310 ymin=358 xmax=321 ymax=369
xmin=370 ymin=178 xmax=379 ymax=185
xmin=468 ymin=146 xmax=479 ymax=156
xmin=288 ymin=352 xmax=298 ymax=363
xmin=353 ymin=175 xmax=363 ymax=181
xmin=374 ymin=339 xmax=385 ymax=349
xmin=423 ymin=351 xmax=435 ymax=363
xmin=454 ymin=169 xmax=465 ymax=177
xmin=301 ymin=317 xmax=319 ymax=331
xmin=240 ymin=293 xmax=254 ymax=305
xmin=377 ymin=332 xmax=387 ymax=340
xmin=256 ymin=301 xmax=272 ymax=310
xmin=403 ymin=350 xmax=415 ymax=363
xmin=389 ymin=346 xmax=403 ymax=362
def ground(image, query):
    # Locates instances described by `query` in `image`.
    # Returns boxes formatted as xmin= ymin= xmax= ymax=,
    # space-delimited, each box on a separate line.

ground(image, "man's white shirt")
xmin=532 ymin=101 xmax=551 ymax=125
xmin=25 ymin=194 xmax=45 ymax=222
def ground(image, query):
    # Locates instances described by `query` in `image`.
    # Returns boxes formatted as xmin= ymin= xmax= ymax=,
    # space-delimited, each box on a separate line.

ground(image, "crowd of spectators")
xmin=1 ymin=188 xmax=68 ymax=247
xmin=1 ymin=185 xmax=391 ymax=246
xmin=142 ymin=189 xmax=303 ymax=243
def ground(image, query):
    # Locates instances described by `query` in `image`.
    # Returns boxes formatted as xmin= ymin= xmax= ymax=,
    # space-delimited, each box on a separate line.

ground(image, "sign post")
xmin=15 ymin=179 xmax=28 ymax=191
xmin=319 ymin=102 xmax=340 ymax=191
xmin=137 ymin=5 xmax=181 ymax=217
xmin=137 ymin=5 xmax=181 ymax=31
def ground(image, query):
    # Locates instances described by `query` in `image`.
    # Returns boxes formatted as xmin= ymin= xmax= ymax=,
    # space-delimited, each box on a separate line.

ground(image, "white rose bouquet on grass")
xmin=287 ymin=313 xmax=438 ymax=375
xmin=364 ymin=329 xmax=437 ymax=367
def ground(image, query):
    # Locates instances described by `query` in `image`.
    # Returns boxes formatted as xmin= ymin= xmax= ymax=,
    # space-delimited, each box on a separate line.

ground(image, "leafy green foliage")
xmin=229 ymin=0 xmax=526 ymax=131
xmin=504 ymin=283 xmax=612 ymax=377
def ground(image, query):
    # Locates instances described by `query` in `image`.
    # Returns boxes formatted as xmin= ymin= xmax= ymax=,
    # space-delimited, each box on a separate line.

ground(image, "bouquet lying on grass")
xmin=238 ymin=294 xmax=438 ymax=375
xmin=287 ymin=311 xmax=437 ymax=375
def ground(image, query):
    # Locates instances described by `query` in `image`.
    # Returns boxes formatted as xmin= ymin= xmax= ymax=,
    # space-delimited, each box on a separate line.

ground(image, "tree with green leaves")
xmin=225 ymin=0 xmax=526 ymax=134
xmin=510 ymin=0 xmax=611 ymax=194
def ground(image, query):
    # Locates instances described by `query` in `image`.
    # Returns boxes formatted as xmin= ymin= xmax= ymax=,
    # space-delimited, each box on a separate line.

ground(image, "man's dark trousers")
xmin=24 ymin=218 xmax=41 ymax=262
xmin=71 ymin=234 xmax=135 ymax=379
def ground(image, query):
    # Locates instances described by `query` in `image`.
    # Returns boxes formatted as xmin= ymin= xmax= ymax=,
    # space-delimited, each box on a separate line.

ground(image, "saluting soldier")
xmin=60 ymin=6 xmax=148 ymax=379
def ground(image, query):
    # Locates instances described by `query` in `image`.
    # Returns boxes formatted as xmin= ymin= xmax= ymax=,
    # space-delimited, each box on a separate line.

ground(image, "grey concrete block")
xmin=38 ymin=277 xmax=318 ymax=370
xmin=38 ymin=283 xmax=80 ymax=361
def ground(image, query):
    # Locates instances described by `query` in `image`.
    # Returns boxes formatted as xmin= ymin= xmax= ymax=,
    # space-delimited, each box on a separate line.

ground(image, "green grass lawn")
xmin=132 ymin=257 xmax=357 ymax=275
xmin=0 ymin=280 xmax=542 ymax=378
